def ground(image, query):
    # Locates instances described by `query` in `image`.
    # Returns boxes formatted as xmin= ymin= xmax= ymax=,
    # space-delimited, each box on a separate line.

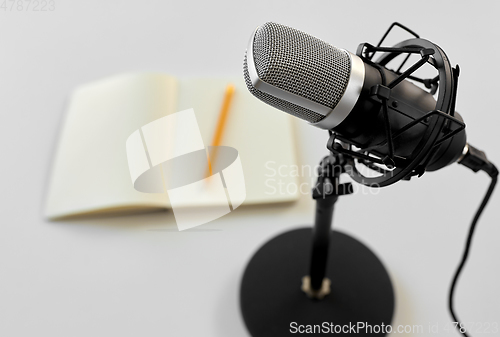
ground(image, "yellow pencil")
xmin=206 ymin=84 xmax=235 ymax=177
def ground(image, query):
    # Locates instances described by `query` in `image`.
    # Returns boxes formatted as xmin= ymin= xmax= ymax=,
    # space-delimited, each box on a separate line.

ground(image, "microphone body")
xmin=333 ymin=60 xmax=466 ymax=171
xmin=244 ymin=22 xmax=466 ymax=174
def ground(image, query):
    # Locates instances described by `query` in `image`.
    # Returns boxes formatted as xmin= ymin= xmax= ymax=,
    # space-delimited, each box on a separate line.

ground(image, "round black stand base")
xmin=240 ymin=228 xmax=394 ymax=336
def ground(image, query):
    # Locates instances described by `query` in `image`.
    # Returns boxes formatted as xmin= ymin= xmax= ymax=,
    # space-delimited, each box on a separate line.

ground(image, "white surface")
xmin=1 ymin=1 xmax=499 ymax=336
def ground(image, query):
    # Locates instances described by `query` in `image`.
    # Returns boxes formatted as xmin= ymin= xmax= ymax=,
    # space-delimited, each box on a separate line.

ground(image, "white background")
xmin=1 ymin=1 xmax=499 ymax=336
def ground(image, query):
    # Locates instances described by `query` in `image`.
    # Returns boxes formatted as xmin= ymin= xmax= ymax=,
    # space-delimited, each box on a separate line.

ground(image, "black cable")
xmin=448 ymin=170 xmax=498 ymax=337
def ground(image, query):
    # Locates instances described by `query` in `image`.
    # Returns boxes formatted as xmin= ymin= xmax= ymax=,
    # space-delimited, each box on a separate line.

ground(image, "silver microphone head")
xmin=243 ymin=22 xmax=365 ymax=129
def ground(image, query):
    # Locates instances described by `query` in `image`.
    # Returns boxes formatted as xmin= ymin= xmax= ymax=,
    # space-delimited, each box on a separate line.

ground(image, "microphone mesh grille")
xmin=243 ymin=54 xmax=325 ymax=123
xmin=243 ymin=22 xmax=352 ymax=123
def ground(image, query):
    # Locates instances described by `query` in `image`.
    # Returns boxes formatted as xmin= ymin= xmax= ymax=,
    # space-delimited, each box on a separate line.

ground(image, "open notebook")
xmin=44 ymin=73 xmax=299 ymax=219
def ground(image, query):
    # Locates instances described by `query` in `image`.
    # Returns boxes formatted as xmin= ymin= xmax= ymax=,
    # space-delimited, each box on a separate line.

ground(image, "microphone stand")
xmin=240 ymin=152 xmax=395 ymax=337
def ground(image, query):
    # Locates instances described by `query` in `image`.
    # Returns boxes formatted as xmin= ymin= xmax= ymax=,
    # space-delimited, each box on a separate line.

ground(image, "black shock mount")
xmin=326 ymin=22 xmax=465 ymax=187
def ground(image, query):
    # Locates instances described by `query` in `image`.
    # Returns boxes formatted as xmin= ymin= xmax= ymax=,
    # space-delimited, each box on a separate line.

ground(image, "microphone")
xmin=243 ymin=22 xmax=479 ymax=185
xmin=241 ymin=22 xmax=498 ymax=337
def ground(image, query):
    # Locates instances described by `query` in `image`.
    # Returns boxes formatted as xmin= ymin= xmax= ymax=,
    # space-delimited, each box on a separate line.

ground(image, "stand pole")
xmin=307 ymin=154 xmax=351 ymax=295
xmin=309 ymin=194 xmax=337 ymax=290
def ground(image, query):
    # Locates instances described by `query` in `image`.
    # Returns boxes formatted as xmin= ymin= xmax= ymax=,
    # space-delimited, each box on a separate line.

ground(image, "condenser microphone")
xmin=243 ymin=22 xmax=468 ymax=178
xmin=241 ymin=22 xmax=498 ymax=337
